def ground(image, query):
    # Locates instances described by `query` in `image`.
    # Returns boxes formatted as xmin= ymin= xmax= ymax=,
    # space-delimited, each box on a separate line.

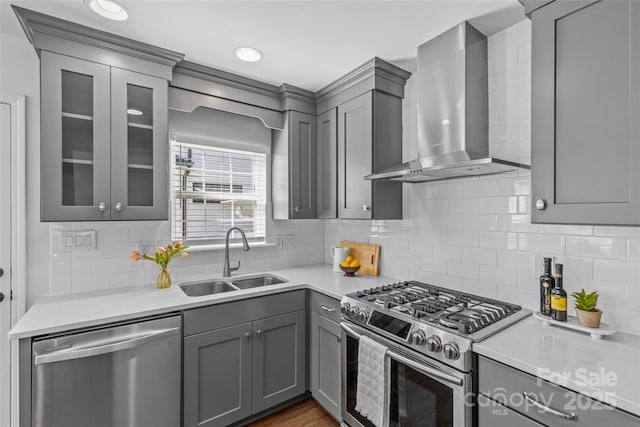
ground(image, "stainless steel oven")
xmin=341 ymin=321 xmax=472 ymax=427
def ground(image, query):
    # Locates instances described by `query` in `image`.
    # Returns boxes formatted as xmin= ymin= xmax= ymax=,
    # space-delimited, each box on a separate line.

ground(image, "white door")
xmin=0 ymin=102 xmax=12 ymax=427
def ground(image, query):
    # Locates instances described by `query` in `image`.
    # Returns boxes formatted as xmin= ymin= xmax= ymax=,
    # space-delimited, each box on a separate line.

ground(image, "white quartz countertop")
xmin=9 ymin=264 xmax=395 ymax=340
xmin=473 ymin=315 xmax=640 ymax=417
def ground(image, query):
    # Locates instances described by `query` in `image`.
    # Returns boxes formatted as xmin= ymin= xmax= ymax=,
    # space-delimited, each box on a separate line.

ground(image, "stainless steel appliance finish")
xmin=340 ymin=280 xmax=530 ymax=427
xmin=341 ymin=322 xmax=472 ymax=427
xmin=32 ymin=314 xmax=181 ymax=427
xmin=365 ymin=22 xmax=529 ymax=183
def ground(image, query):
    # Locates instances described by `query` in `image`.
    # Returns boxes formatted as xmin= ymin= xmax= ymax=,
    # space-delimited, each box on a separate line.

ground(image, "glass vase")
xmin=157 ymin=265 xmax=171 ymax=289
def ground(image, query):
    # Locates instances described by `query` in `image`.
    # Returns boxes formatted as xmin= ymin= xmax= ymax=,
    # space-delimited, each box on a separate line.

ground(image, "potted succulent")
xmin=571 ymin=288 xmax=602 ymax=328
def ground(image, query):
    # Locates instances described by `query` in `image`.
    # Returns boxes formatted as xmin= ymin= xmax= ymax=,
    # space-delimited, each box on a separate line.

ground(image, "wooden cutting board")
xmin=340 ymin=241 xmax=380 ymax=276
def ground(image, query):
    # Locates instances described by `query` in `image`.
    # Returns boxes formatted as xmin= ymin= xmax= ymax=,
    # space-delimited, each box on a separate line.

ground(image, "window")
xmin=171 ymin=141 xmax=266 ymax=245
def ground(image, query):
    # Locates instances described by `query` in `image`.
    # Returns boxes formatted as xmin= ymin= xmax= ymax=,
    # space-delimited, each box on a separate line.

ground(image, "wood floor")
xmin=247 ymin=399 xmax=339 ymax=427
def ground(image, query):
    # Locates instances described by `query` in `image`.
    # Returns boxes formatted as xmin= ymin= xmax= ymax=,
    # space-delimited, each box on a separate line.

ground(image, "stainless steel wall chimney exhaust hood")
xmin=366 ymin=22 xmax=529 ymax=183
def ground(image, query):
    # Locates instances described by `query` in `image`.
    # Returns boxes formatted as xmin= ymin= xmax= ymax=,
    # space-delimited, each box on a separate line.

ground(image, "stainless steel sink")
xmin=180 ymin=280 xmax=239 ymax=297
xmin=231 ymin=274 xmax=287 ymax=289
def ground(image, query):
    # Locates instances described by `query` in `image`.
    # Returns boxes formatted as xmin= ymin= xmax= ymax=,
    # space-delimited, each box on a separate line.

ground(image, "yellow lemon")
xmin=340 ymin=261 xmax=351 ymax=267
xmin=350 ymin=260 xmax=360 ymax=268
xmin=345 ymin=255 xmax=354 ymax=264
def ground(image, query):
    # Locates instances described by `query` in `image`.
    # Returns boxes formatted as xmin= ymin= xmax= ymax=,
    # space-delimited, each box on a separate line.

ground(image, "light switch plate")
xmin=138 ymin=241 xmax=157 ymax=256
xmin=61 ymin=230 xmax=96 ymax=252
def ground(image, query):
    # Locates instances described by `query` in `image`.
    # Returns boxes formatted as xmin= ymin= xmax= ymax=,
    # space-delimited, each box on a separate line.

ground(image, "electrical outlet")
xmin=283 ymin=234 xmax=295 ymax=249
xmin=138 ymin=241 xmax=157 ymax=256
xmin=61 ymin=230 xmax=96 ymax=251
xmin=275 ymin=235 xmax=284 ymax=249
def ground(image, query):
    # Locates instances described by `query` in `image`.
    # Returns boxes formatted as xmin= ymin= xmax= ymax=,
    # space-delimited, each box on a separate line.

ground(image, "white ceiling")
xmin=0 ymin=0 xmax=524 ymax=91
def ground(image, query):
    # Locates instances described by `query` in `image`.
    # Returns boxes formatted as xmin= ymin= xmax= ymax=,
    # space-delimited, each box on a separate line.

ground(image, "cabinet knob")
xmin=337 ymin=336 xmax=341 ymax=343
xmin=0 ymin=292 xmax=4 ymax=303
xmin=245 ymin=332 xmax=250 ymax=338
xmin=294 ymin=206 xmax=299 ymax=213
xmin=115 ymin=202 xmax=123 ymax=212
xmin=363 ymin=205 xmax=370 ymax=212
xmin=535 ymin=199 xmax=547 ymax=210
xmin=256 ymin=329 xmax=262 ymax=336
xmin=0 ymin=268 xmax=4 ymax=277
xmin=98 ymin=202 xmax=106 ymax=212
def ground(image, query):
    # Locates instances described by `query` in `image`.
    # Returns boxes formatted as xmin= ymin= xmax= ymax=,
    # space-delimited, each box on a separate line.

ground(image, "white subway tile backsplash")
xmin=479 ymin=265 xmax=518 ymax=286
xmin=462 ymin=214 xmax=498 ymax=231
xmin=448 ymin=230 xmax=479 ymax=247
xmin=517 ymin=233 xmax=565 ymax=255
xmin=627 ymin=239 xmax=640 ymax=262
xmin=462 ymin=279 xmax=498 ymax=299
xmin=479 ymin=231 xmax=518 ymax=250
xmin=432 ymin=244 xmax=463 ymax=261
xmin=498 ymin=250 xmax=535 ymax=271
xmin=594 ymin=259 xmax=640 ymax=285
xmin=462 ymin=247 xmax=497 ymax=266
xmin=566 ymin=236 xmax=626 ymax=260
xmin=448 ymin=261 xmax=479 ymax=280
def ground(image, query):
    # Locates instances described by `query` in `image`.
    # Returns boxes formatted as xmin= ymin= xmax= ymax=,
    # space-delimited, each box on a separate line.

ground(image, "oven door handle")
xmin=341 ymin=322 xmax=463 ymax=387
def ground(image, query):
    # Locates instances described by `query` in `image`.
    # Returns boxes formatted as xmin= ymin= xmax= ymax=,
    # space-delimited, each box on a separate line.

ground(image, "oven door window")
xmin=346 ymin=335 xmax=454 ymax=427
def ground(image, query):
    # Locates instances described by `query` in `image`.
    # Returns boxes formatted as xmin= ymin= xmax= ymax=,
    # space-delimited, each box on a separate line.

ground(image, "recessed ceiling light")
xmin=234 ymin=47 xmax=263 ymax=63
xmin=87 ymin=0 xmax=128 ymax=21
xmin=127 ymin=109 xmax=143 ymax=115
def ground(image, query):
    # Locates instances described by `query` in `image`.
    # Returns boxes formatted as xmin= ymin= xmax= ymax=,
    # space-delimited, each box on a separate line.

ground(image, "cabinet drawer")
xmin=478 ymin=356 xmax=640 ymax=426
xmin=310 ymin=291 xmax=341 ymax=323
xmin=478 ymin=394 xmax=544 ymax=427
xmin=184 ymin=290 xmax=305 ymax=336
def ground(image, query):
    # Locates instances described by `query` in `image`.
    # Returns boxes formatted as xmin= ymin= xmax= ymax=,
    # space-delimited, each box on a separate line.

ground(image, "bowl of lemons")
xmin=340 ymin=256 xmax=361 ymax=277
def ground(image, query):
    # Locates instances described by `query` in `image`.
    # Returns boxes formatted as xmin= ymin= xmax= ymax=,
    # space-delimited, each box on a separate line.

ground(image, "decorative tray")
xmin=532 ymin=312 xmax=616 ymax=339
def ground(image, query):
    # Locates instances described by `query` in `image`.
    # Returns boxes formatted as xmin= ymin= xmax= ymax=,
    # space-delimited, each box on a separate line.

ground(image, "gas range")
xmin=340 ymin=280 xmax=530 ymax=372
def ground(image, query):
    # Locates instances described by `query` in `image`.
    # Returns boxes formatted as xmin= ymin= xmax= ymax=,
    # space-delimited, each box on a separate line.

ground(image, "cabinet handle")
xmin=98 ymin=202 xmax=106 ymax=212
xmin=337 ymin=336 xmax=341 ymax=343
xmin=522 ymin=392 xmax=578 ymax=421
xmin=535 ymin=199 xmax=546 ymax=210
xmin=256 ymin=329 xmax=262 ymax=336
xmin=320 ymin=303 xmax=336 ymax=313
xmin=363 ymin=205 xmax=370 ymax=212
xmin=115 ymin=202 xmax=123 ymax=212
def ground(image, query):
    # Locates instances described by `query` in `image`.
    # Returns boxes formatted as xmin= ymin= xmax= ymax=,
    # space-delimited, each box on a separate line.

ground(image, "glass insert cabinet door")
xmin=41 ymin=51 xmax=111 ymax=221
xmin=110 ymin=68 xmax=168 ymax=220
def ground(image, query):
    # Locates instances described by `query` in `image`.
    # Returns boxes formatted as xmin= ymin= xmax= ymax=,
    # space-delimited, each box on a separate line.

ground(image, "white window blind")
xmin=172 ymin=141 xmax=266 ymax=244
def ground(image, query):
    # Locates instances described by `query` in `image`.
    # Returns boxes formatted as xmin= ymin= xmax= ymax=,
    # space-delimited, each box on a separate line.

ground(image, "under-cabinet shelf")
xmin=62 ymin=112 xmax=93 ymax=121
xmin=128 ymin=122 xmax=153 ymax=130
xmin=127 ymin=163 xmax=154 ymax=170
xmin=62 ymin=158 xmax=94 ymax=165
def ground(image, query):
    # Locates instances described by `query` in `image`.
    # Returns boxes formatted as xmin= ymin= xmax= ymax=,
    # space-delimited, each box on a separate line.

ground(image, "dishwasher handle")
xmin=34 ymin=327 xmax=180 ymax=366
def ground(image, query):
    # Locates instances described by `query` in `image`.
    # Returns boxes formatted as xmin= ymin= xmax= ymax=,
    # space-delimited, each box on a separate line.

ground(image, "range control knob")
xmin=411 ymin=330 xmax=426 ymax=346
xmin=341 ymin=303 xmax=351 ymax=314
xmin=357 ymin=309 xmax=369 ymax=322
xmin=426 ymin=335 xmax=442 ymax=352
xmin=349 ymin=306 xmax=360 ymax=318
xmin=443 ymin=342 xmax=460 ymax=360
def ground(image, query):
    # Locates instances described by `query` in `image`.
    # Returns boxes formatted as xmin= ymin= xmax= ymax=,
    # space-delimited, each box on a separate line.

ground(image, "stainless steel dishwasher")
xmin=31 ymin=314 xmax=181 ymax=427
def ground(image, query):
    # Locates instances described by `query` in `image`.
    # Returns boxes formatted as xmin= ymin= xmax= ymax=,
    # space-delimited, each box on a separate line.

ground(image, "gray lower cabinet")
xmin=478 ymin=394 xmax=544 ymax=427
xmin=183 ymin=291 xmax=307 ymax=427
xmin=530 ymin=0 xmax=640 ymax=225
xmin=337 ymin=91 xmax=403 ymax=220
xmin=478 ymin=356 xmax=640 ymax=427
xmin=272 ymin=111 xmax=317 ymax=219
xmin=183 ymin=323 xmax=253 ymax=427
xmin=310 ymin=312 xmax=341 ymax=420
xmin=252 ymin=310 xmax=307 ymax=413
xmin=40 ymin=50 xmax=169 ymax=221
xmin=317 ymin=108 xmax=338 ymax=219
xmin=309 ymin=291 xmax=341 ymax=420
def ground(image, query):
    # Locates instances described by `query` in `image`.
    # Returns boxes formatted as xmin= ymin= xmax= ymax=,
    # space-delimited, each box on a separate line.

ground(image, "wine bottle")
xmin=540 ymin=257 xmax=555 ymax=316
xmin=551 ymin=263 xmax=567 ymax=322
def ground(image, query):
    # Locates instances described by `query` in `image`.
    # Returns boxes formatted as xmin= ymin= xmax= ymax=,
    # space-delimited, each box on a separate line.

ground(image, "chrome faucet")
xmin=223 ymin=227 xmax=250 ymax=277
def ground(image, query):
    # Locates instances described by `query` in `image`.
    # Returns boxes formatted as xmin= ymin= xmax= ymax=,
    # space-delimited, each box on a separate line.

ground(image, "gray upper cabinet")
xmin=41 ymin=51 xmax=111 ymax=221
xmin=317 ymin=108 xmax=338 ymax=219
xmin=530 ymin=0 xmax=640 ymax=225
xmin=13 ymin=6 xmax=183 ymax=221
xmin=272 ymin=111 xmax=317 ymax=219
xmin=337 ymin=91 xmax=403 ymax=220
xmin=110 ymin=68 xmax=168 ymax=220
xmin=41 ymin=52 xmax=169 ymax=221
